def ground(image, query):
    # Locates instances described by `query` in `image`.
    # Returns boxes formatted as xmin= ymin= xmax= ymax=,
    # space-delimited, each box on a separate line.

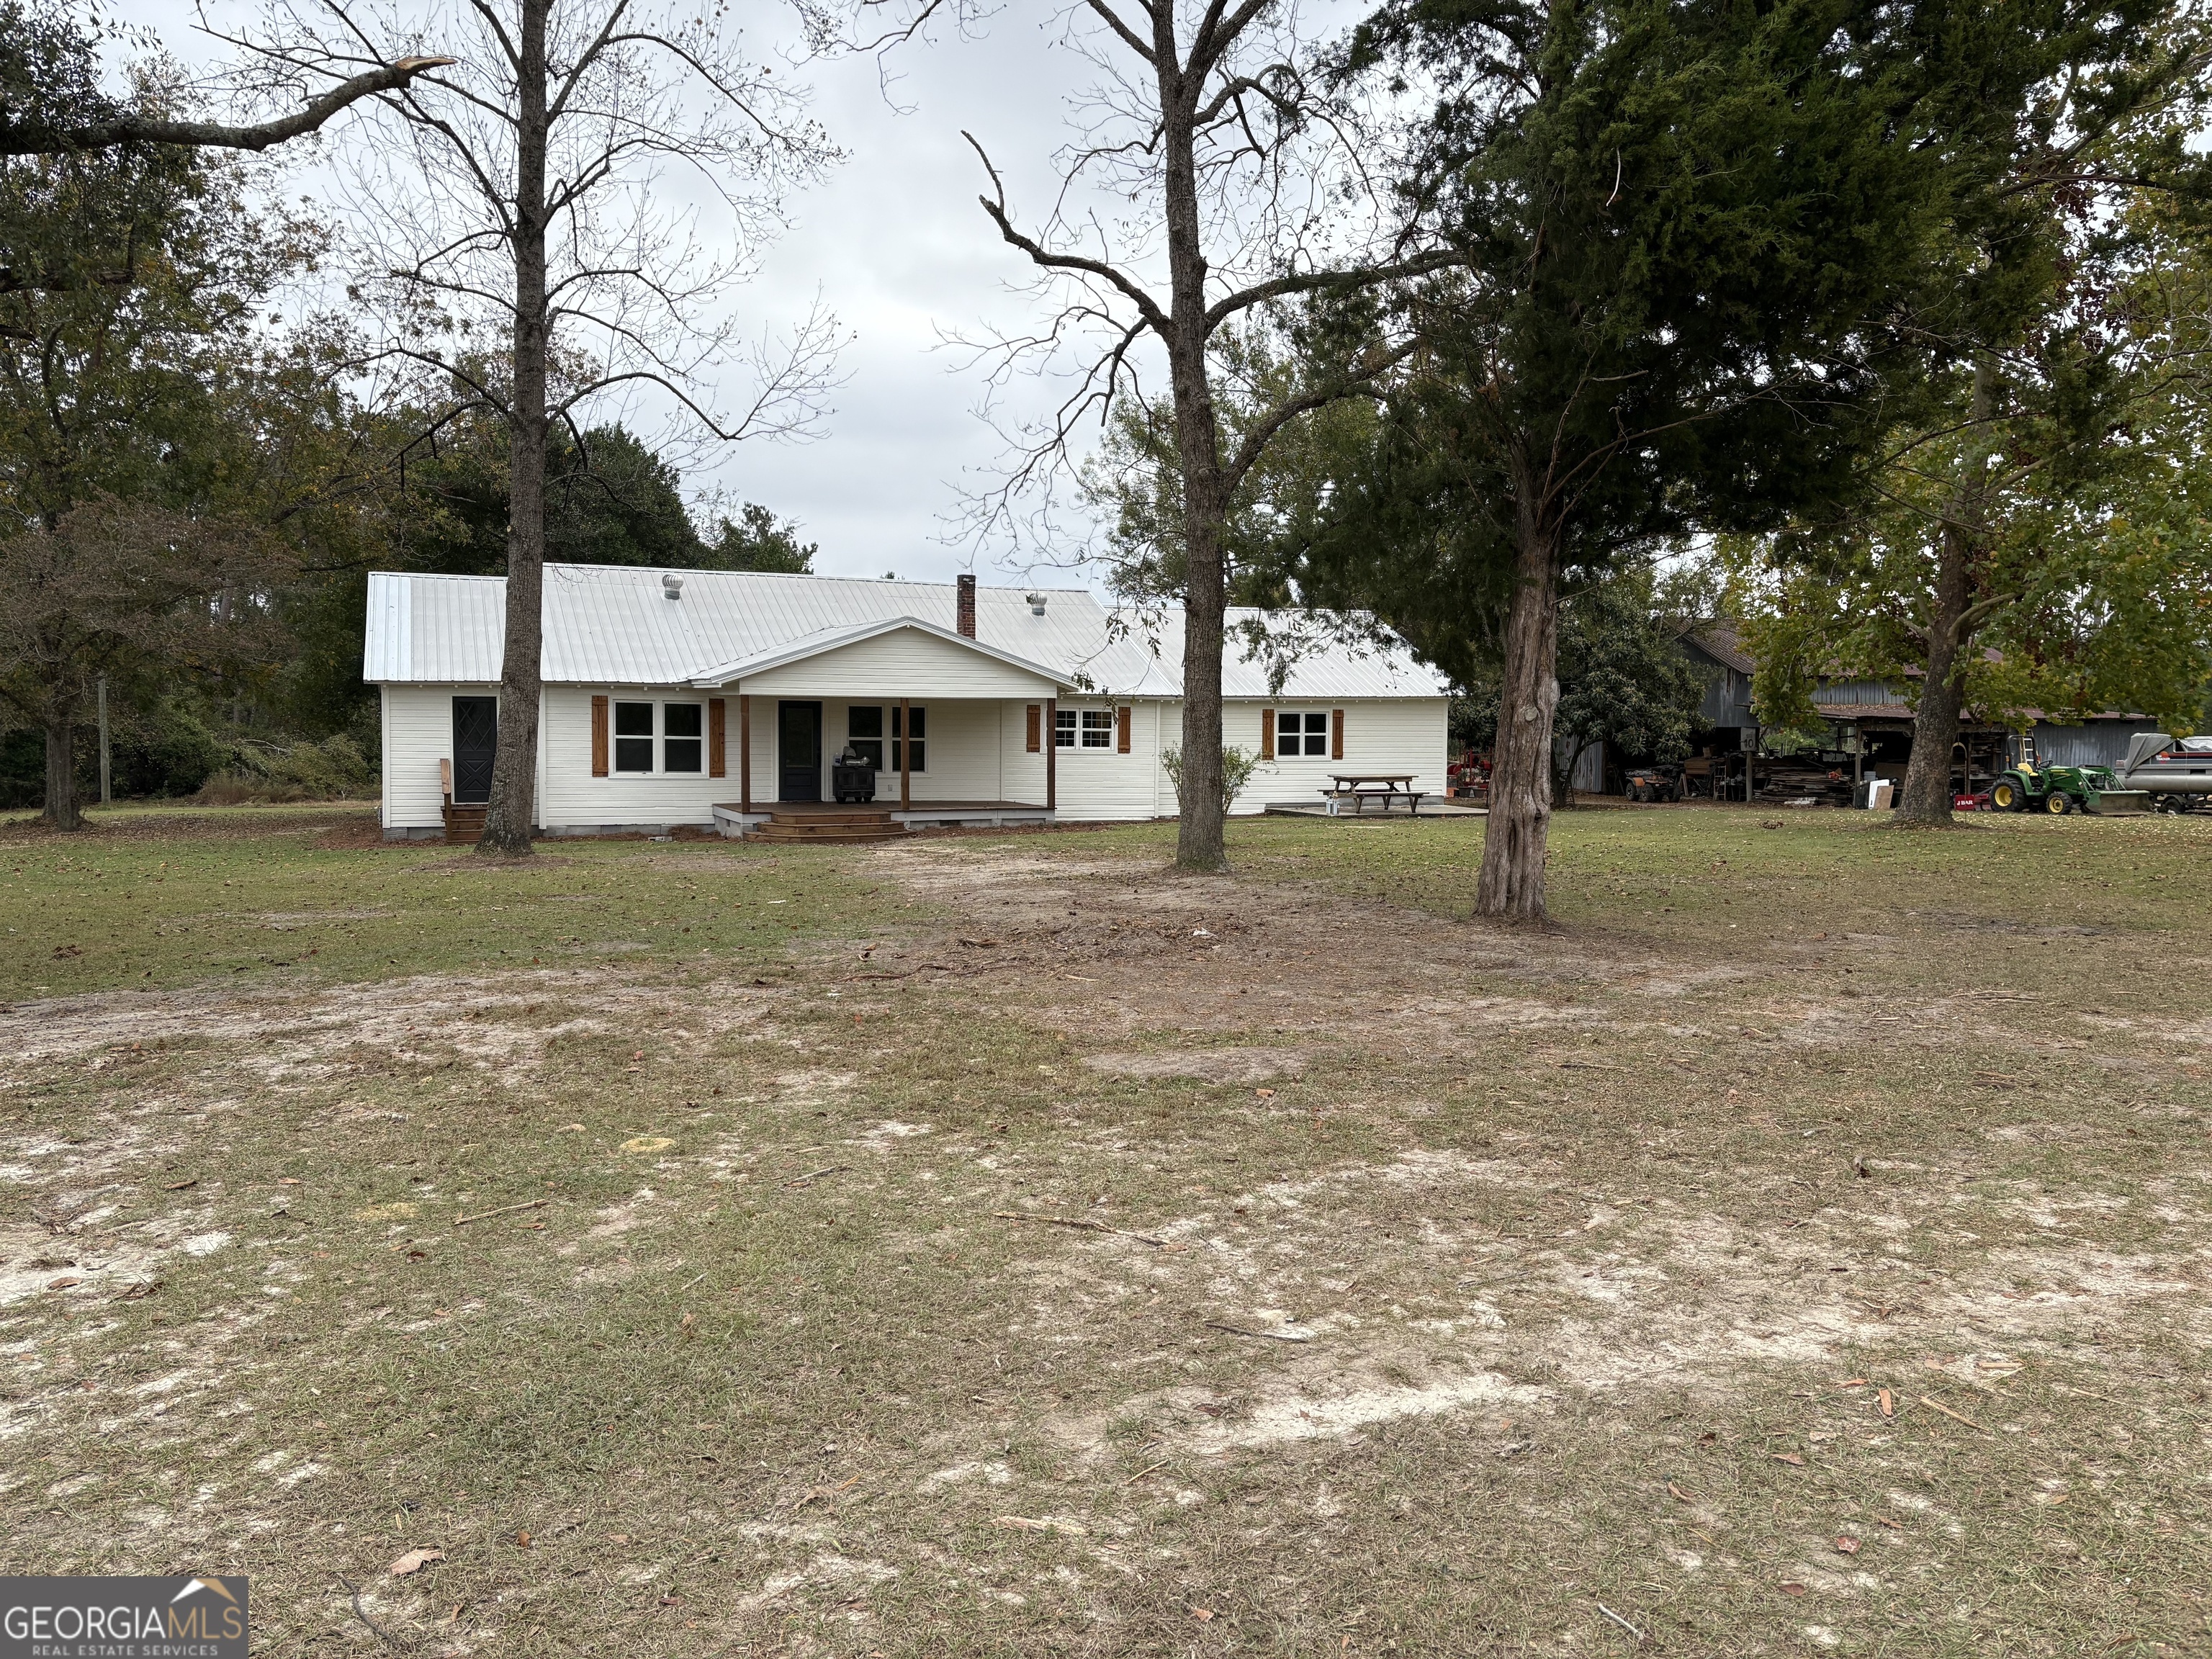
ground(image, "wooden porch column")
xmin=899 ymin=697 xmax=912 ymax=811
xmin=739 ymin=694 xmax=752 ymax=816
xmin=1044 ymin=696 xmax=1056 ymax=813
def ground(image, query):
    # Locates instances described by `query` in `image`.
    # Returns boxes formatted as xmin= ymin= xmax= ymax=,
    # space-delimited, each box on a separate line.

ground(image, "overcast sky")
xmin=110 ymin=3 xmax=1173 ymax=588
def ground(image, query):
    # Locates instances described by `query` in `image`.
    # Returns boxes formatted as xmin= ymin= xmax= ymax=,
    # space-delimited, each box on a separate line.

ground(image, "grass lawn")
xmin=2 ymin=803 xmax=2208 ymax=1656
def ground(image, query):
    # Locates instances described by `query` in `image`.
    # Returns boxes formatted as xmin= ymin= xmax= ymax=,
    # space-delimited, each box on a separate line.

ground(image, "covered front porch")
xmin=687 ymin=613 xmax=1074 ymax=837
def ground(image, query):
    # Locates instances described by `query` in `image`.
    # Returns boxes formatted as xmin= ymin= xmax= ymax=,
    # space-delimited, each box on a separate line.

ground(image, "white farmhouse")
xmin=364 ymin=565 xmax=1449 ymax=840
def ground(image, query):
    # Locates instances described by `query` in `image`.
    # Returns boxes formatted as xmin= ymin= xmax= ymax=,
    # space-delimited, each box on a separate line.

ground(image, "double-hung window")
xmin=847 ymin=705 xmax=925 ymax=771
xmin=1276 ymin=711 xmax=1328 ymax=758
xmin=1055 ymin=708 xmax=1115 ymax=750
xmin=612 ymin=701 xmax=704 ymax=773
xmin=846 ymin=706 xmax=884 ymax=770
xmin=662 ymin=703 xmax=703 ymax=773
xmin=613 ymin=701 xmax=655 ymax=773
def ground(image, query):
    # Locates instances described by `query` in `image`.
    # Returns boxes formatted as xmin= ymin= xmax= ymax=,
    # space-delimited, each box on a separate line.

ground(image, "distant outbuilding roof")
xmin=362 ymin=565 xmax=1449 ymax=699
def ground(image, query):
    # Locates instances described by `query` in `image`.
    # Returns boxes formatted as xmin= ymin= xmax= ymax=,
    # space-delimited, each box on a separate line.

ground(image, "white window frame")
xmin=610 ymin=699 xmax=706 ymax=776
xmin=662 ymin=701 xmax=705 ymax=775
xmin=1056 ymin=706 xmax=1117 ymax=751
xmin=1274 ymin=709 xmax=1330 ymax=760
xmin=612 ymin=699 xmax=657 ymax=774
xmin=846 ymin=704 xmax=926 ymax=773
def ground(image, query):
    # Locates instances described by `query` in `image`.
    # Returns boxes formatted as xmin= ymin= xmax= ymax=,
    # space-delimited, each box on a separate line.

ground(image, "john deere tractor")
xmin=1989 ymin=760 xmax=2149 ymax=815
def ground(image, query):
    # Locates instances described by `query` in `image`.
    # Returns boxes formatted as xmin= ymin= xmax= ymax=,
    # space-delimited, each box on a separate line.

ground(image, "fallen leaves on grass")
xmin=1835 ymin=1537 xmax=1861 ymax=1555
xmin=1879 ymin=1388 xmax=1895 ymax=1419
xmin=1771 ymin=1452 xmax=1806 ymax=1467
xmin=388 ymin=1548 xmax=446 ymax=1576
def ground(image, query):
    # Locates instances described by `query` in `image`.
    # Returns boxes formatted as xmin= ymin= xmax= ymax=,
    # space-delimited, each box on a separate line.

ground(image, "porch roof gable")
xmin=685 ymin=615 xmax=1071 ymax=693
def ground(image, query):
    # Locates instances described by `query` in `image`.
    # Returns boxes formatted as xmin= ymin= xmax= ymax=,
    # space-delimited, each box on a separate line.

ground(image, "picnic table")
xmin=1323 ymin=773 xmax=1425 ymax=815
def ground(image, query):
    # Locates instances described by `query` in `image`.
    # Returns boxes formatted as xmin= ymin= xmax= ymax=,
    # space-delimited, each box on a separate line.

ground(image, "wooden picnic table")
xmin=1323 ymin=773 xmax=1424 ymax=815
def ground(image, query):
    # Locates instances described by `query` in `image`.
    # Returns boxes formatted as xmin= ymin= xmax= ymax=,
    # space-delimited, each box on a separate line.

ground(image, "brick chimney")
xmin=956 ymin=572 xmax=976 ymax=639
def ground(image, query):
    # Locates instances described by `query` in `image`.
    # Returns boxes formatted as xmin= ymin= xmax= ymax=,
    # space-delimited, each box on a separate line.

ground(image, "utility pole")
xmin=97 ymin=676 xmax=111 ymax=806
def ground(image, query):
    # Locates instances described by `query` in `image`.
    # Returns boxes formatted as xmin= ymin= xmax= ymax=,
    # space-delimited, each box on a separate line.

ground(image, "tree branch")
xmin=1204 ymin=248 xmax=1465 ymax=333
xmin=963 ymin=131 xmax=1171 ymax=336
xmin=0 ymin=56 xmax=457 ymax=156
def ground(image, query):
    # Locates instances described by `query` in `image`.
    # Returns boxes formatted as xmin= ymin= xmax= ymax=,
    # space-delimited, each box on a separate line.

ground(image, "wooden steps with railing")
xmin=439 ymin=759 xmax=487 ymax=844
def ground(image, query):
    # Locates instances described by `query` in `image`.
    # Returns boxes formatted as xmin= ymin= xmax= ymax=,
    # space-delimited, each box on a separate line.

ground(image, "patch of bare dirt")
xmin=1082 ymin=1047 xmax=1307 ymax=1084
xmin=0 ymin=968 xmax=779 ymax=1071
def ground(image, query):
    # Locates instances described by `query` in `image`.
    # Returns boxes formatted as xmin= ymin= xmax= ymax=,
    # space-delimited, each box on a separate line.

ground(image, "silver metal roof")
xmin=362 ymin=565 xmax=1448 ymax=698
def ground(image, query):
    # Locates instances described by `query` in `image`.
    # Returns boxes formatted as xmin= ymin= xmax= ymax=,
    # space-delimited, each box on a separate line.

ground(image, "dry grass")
xmin=2 ymin=804 xmax=2208 ymax=1656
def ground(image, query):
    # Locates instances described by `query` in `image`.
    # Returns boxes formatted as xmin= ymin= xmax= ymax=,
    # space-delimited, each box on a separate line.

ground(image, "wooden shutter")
xmin=1331 ymin=707 xmax=1344 ymax=760
xmin=1116 ymin=706 xmax=1131 ymax=753
xmin=591 ymin=695 xmax=609 ymax=777
xmin=1026 ymin=703 xmax=1042 ymax=752
xmin=1260 ymin=708 xmax=1274 ymax=755
xmin=708 ymin=698 xmax=726 ymax=778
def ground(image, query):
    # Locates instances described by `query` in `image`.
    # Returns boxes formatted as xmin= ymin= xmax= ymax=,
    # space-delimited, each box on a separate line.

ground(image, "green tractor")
xmin=1989 ymin=760 xmax=2150 ymax=815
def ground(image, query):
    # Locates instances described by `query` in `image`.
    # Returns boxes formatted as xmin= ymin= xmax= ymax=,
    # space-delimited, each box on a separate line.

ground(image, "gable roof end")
xmin=685 ymin=615 xmax=1072 ymax=689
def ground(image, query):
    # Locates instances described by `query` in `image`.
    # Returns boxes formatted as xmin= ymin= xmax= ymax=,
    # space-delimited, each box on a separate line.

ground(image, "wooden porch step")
xmin=441 ymin=802 xmax=487 ymax=845
xmin=751 ymin=808 xmax=909 ymax=845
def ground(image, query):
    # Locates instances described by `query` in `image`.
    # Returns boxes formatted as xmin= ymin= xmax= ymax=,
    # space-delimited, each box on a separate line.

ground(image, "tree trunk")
xmin=1475 ymin=487 xmax=1561 ymax=922
xmin=1157 ymin=33 xmax=1229 ymax=873
xmin=1896 ymin=518 xmax=1972 ymax=824
xmin=1898 ymin=357 xmax=1995 ymax=827
xmin=480 ymin=0 xmax=550 ymax=858
xmin=42 ymin=701 xmax=81 ymax=831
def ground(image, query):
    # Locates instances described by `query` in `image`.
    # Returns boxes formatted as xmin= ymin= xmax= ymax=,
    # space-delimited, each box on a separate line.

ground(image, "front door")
xmin=451 ymin=696 xmax=498 ymax=804
xmin=778 ymin=701 xmax=822 ymax=801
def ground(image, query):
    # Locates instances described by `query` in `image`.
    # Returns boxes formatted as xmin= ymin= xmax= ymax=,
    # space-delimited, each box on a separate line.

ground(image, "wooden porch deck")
xmin=711 ymin=799 xmax=1053 ymax=839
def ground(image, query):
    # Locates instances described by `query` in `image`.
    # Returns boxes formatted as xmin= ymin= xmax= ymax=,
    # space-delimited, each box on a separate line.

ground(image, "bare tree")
xmin=219 ymin=0 xmax=844 ymax=853
xmin=875 ymin=0 xmax=1455 ymax=871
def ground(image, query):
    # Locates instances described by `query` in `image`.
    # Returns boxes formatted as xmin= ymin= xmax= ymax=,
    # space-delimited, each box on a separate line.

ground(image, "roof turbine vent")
xmin=1027 ymin=592 xmax=1048 ymax=616
xmin=662 ymin=573 xmax=684 ymax=601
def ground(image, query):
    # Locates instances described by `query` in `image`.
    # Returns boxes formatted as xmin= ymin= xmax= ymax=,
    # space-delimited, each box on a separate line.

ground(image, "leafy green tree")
xmin=1737 ymin=179 xmax=2212 ymax=809
xmin=0 ymin=95 xmax=338 ymax=826
xmin=1552 ymin=565 xmax=1711 ymax=796
xmin=1303 ymin=0 xmax=2183 ymax=918
xmin=1445 ymin=562 xmax=1709 ymax=796
xmin=0 ymin=501 xmax=288 ymax=827
xmin=0 ymin=1 xmax=444 ymax=157
xmin=703 ymin=503 xmax=816 ymax=574
xmin=1082 ymin=324 xmax=1370 ymax=613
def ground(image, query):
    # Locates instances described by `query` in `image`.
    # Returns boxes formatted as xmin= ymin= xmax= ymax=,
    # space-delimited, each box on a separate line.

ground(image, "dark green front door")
xmin=778 ymin=701 xmax=822 ymax=801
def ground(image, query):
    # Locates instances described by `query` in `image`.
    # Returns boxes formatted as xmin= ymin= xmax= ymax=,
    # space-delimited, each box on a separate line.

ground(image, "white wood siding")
xmin=539 ymin=685 xmax=725 ymax=830
xmin=379 ymin=683 xmax=500 ymax=830
xmin=1046 ymin=699 xmax=1170 ymax=820
xmin=1228 ymin=697 xmax=1449 ymax=813
xmin=381 ymin=684 xmax=1449 ymax=828
xmin=737 ymin=629 xmax=1056 ymax=700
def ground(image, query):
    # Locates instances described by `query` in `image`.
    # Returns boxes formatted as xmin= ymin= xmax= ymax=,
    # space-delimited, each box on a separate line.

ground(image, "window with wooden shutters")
xmin=1274 ymin=711 xmax=1328 ymax=757
xmin=1260 ymin=709 xmax=1274 ymax=755
xmin=662 ymin=703 xmax=704 ymax=773
xmin=1117 ymin=706 xmax=1131 ymax=752
xmin=1331 ymin=707 xmax=1345 ymax=760
xmin=591 ymin=696 xmax=610 ymax=777
xmin=708 ymin=699 xmax=726 ymax=777
xmin=1025 ymin=703 xmax=1042 ymax=752
xmin=613 ymin=701 xmax=655 ymax=773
